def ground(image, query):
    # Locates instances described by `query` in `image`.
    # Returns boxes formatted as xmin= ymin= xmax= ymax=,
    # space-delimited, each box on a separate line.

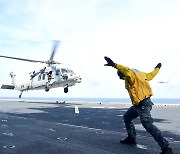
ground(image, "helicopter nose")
xmin=75 ymin=76 xmax=82 ymax=83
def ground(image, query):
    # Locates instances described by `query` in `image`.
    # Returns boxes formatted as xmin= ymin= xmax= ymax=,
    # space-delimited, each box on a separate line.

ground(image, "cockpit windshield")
xmin=61 ymin=68 xmax=68 ymax=74
xmin=60 ymin=68 xmax=76 ymax=75
xmin=68 ymin=69 xmax=75 ymax=74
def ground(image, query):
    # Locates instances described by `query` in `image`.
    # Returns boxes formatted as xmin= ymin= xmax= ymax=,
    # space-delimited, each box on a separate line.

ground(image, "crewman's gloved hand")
xmin=104 ymin=56 xmax=115 ymax=67
xmin=155 ymin=63 xmax=162 ymax=69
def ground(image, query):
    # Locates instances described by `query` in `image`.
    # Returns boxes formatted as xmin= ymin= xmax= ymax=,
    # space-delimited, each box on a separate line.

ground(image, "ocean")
xmin=0 ymin=97 xmax=180 ymax=104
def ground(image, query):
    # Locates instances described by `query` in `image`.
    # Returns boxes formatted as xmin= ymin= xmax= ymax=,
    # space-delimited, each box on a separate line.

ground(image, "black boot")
xmin=160 ymin=147 xmax=173 ymax=154
xmin=120 ymin=137 xmax=137 ymax=145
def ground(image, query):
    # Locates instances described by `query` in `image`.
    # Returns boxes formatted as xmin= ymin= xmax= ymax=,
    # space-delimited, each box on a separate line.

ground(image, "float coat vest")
xmin=115 ymin=64 xmax=159 ymax=106
xmin=125 ymin=71 xmax=153 ymax=106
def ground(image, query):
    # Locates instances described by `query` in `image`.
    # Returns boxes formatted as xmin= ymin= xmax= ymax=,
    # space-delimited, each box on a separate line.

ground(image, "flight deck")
xmin=0 ymin=99 xmax=179 ymax=154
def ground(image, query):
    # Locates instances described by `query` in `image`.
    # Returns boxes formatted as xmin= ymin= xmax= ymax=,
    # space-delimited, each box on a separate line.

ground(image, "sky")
xmin=0 ymin=0 xmax=180 ymax=99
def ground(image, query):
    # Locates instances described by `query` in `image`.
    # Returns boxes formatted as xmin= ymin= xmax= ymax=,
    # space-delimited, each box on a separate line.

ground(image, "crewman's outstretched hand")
xmin=104 ymin=56 xmax=115 ymax=67
xmin=155 ymin=63 xmax=162 ymax=69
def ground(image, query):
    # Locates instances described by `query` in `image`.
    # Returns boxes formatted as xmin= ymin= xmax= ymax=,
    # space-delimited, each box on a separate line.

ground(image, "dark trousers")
xmin=123 ymin=98 xmax=169 ymax=149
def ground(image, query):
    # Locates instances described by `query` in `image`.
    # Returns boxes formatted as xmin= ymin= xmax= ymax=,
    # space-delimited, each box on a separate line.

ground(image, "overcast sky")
xmin=0 ymin=0 xmax=180 ymax=99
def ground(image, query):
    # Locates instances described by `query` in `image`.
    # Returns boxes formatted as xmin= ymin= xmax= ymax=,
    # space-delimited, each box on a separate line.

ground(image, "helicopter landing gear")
xmin=64 ymin=87 xmax=68 ymax=93
xmin=45 ymin=88 xmax=49 ymax=92
xmin=19 ymin=91 xmax=23 ymax=98
xmin=45 ymin=83 xmax=50 ymax=92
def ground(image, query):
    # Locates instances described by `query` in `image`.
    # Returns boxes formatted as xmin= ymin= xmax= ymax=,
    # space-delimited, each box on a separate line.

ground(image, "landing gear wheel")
xmin=45 ymin=88 xmax=49 ymax=92
xmin=19 ymin=92 xmax=22 ymax=98
xmin=64 ymin=87 xmax=68 ymax=93
xmin=45 ymin=83 xmax=50 ymax=92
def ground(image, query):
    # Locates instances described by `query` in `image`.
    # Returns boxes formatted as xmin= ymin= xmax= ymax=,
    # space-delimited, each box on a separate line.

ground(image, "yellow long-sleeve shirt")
xmin=115 ymin=64 xmax=160 ymax=106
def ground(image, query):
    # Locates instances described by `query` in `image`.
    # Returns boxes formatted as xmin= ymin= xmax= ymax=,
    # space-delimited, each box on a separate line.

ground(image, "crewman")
xmin=104 ymin=56 xmax=173 ymax=154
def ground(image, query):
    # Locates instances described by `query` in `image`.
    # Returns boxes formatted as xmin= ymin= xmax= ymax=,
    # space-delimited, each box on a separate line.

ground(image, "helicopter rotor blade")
xmin=50 ymin=40 xmax=60 ymax=61
xmin=0 ymin=40 xmax=61 ymax=65
xmin=0 ymin=55 xmax=42 ymax=63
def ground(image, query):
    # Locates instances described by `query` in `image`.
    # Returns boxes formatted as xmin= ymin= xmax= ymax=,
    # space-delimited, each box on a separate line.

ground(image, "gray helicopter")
xmin=0 ymin=41 xmax=81 ymax=98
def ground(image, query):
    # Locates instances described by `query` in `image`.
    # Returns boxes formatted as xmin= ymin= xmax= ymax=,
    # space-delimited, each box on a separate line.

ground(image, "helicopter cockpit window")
xmin=61 ymin=68 xmax=68 ymax=74
xmin=68 ymin=69 xmax=75 ymax=74
xmin=61 ymin=68 xmax=76 ymax=75
xmin=68 ymin=69 xmax=75 ymax=75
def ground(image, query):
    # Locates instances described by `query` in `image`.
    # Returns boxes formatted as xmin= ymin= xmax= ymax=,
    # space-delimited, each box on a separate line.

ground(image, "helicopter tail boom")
xmin=1 ymin=84 xmax=15 ymax=89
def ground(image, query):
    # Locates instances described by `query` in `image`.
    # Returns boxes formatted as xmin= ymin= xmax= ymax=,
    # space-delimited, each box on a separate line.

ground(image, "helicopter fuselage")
xmin=4 ymin=66 xmax=81 ymax=98
xmin=17 ymin=67 xmax=81 ymax=91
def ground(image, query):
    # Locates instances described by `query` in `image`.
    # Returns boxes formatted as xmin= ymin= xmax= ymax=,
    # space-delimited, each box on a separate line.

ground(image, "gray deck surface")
xmin=0 ymin=99 xmax=179 ymax=154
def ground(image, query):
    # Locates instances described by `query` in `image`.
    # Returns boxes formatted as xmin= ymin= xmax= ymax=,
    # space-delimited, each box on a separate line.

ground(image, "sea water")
xmin=0 ymin=97 xmax=180 ymax=104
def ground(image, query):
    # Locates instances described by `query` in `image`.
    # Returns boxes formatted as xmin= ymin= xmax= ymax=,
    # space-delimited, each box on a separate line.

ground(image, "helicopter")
xmin=158 ymin=81 xmax=168 ymax=84
xmin=0 ymin=41 xmax=82 ymax=98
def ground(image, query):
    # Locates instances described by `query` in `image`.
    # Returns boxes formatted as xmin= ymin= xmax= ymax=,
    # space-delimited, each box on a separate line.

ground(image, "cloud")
xmin=0 ymin=0 xmax=180 ymax=98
